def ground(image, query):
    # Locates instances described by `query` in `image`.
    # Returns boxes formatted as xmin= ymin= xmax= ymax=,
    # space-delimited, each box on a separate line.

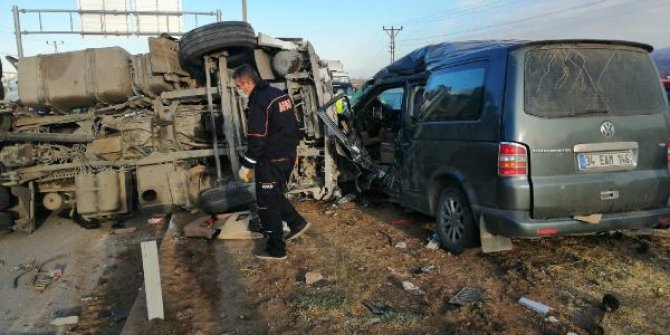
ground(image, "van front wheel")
xmin=435 ymin=187 xmax=477 ymax=255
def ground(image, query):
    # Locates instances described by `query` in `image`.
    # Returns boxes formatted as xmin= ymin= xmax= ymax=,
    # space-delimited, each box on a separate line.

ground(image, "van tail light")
xmin=662 ymin=77 xmax=670 ymax=90
xmin=498 ymin=142 xmax=528 ymax=176
xmin=536 ymin=228 xmax=558 ymax=235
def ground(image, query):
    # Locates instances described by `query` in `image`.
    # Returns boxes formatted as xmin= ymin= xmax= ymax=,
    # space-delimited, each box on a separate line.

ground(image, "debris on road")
xmin=425 ymin=234 xmax=441 ymax=250
xmin=414 ymin=265 xmax=435 ymax=274
xmin=113 ymin=227 xmax=137 ymax=234
xmin=34 ymin=274 xmax=53 ymax=292
xmin=80 ymin=296 xmax=98 ymax=303
xmin=394 ymin=241 xmax=407 ymax=249
xmin=50 ymin=267 xmax=63 ymax=279
xmin=590 ymin=293 xmax=622 ymax=334
xmin=51 ymin=315 xmax=79 ymax=335
xmin=518 ymin=296 xmax=553 ymax=315
xmin=402 ymin=281 xmax=424 ymax=296
xmin=601 ymin=293 xmax=621 ymax=312
xmin=377 ymin=230 xmax=394 ymax=246
xmin=545 ymin=315 xmax=559 ymax=323
xmin=389 ymin=219 xmax=413 ymax=226
xmin=183 ymin=216 xmax=221 ymax=240
xmin=147 ymin=215 xmax=166 ymax=226
xmin=336 ymin=193 xmax=357 ymax=205
xmin=448 ymin=287 xmax=484 ymax=306
xmin=305 ymin=271 xmax=324 ymax=285
xmin=9 ymin=262 xmax=37 ymax=273
xmin=362 ymin=301 xmax=393 ymax=315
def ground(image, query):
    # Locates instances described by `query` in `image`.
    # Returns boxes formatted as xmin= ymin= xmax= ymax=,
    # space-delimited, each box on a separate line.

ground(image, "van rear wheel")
xmin=435 ymin=187 xmax=477 ymax=255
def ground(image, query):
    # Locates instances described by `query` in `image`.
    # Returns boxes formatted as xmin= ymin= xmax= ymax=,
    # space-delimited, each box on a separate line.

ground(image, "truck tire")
xmin=197 ymin=182 xmax=256 ymax=215
xmin=435 ymin=186 xmax=478 ymax=255
xmin=180 ymin=21 xmax=256 ymax=67
xmin=0 ymin=187 xmax=11 ymax=210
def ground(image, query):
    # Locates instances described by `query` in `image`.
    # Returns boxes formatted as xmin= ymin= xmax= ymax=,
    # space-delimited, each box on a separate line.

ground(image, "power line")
xmin=391 ymin=0 xmax=513 ymax=27
xmin=397 ymin=0 xmax=616 ymax=45
xmin=383 ymin=26 xmax=403 ymax=63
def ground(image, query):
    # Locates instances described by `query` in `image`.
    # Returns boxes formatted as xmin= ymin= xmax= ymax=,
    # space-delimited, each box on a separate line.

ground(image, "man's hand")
xmin=238 ymin=166 xmax=254 ymax=183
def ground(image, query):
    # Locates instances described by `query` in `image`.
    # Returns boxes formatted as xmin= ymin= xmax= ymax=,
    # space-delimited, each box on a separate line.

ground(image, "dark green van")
xmin=347 ymin=40 xmax=670 ymax=254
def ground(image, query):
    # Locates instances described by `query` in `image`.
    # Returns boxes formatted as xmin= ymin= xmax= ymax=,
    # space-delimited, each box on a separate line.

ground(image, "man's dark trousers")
xmin=255 ymin=158 xmax=305 ymax=253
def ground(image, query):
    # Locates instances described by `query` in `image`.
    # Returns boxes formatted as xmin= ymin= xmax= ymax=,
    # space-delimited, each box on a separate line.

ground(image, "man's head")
xmin=233 ymin=64 xmax=261 ymax=97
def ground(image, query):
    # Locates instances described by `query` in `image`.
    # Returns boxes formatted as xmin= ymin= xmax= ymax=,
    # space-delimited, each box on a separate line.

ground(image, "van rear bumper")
xmin=481 ymin=207 xmax=670 ymax=238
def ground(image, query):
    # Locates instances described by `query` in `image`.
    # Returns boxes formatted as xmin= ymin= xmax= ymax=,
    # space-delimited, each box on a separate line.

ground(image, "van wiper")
xmin=570 ymin=109 xmax=609 ymax=116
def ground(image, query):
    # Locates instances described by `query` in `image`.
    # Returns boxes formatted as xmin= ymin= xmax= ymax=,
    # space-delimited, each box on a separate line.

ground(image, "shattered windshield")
xmin=524 ymin=46 xmax=666 ymax=117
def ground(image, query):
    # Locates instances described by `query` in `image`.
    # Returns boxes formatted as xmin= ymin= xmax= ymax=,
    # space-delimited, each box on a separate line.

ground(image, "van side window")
xmin=420 ymin=63 xmax=487 ymax=122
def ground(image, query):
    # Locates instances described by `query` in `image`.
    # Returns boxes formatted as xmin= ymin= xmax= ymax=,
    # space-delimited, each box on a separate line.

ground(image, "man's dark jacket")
xmin=241 ymin=81 xmax=299 ymax=168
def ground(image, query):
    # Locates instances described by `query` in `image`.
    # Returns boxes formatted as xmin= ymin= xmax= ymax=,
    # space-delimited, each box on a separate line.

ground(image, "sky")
xmin=1 ymin=0 xmax=669 ymax=79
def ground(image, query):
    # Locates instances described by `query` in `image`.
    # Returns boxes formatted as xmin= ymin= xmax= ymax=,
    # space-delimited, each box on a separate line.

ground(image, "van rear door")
xmin=518 ymin=43 xmax=670 ymax=219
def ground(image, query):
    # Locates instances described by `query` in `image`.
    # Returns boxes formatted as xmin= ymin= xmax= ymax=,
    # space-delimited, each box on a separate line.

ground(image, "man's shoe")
xmin=286 ymin=221 xmax=311 ymax=241
xmin=255 ymin=248 xmax=287 ymax=260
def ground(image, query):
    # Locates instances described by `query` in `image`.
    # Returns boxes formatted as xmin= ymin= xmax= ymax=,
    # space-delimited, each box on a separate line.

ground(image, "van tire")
xmin=197 ymin=182 xmax=256 ymax=215
xmin=180 ymin=21 xmax=256 ymax=66
xmin=435 ymin=187 xmax=477 ymax=255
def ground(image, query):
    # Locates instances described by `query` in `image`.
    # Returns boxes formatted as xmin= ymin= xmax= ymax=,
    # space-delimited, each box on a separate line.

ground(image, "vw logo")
xmin=600 ymin=121 xmax=615 ymax=138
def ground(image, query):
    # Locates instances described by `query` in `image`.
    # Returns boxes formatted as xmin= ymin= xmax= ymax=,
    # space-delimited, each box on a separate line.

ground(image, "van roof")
xmin=371 ymin=39 xmax=653 ymax=82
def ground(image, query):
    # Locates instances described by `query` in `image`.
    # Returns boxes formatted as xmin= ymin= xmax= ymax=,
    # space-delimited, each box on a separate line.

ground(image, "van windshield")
xmin=524 ymin=46 xmax=666 ymax=117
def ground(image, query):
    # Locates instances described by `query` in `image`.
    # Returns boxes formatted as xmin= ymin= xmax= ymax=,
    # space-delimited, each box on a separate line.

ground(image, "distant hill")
xmin=652 ymin=47 xmax=670 ymax=76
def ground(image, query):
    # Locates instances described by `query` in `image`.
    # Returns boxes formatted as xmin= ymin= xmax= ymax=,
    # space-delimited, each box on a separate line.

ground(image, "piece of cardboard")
xmin=216 ymin=211 xmax=264 ymax=240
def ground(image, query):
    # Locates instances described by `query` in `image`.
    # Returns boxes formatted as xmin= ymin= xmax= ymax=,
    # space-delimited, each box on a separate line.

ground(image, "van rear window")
xmin=524 ymin=47 xmax=666 ymax=117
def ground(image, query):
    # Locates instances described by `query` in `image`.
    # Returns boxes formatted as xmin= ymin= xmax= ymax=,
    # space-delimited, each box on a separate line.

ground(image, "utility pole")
xmin=383 ymin=26 xmax=403 ymax=63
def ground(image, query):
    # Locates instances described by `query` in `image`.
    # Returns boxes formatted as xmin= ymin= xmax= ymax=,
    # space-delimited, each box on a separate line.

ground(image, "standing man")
xmin=233 ymin=64 xmax=311 ymax=260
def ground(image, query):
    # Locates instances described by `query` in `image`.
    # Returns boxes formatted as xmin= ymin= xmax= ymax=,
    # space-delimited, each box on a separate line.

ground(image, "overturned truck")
xmin=0 ymin=21 xmax=341 ymax=232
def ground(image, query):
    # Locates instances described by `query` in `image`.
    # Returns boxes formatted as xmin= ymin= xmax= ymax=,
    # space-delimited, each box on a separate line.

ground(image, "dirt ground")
xmin=98 ymin=195 xmax=670 ymax=335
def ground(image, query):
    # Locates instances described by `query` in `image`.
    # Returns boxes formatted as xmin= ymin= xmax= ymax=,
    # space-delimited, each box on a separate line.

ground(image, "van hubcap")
xmin=440 ymin=197 xmax=464 ymax=243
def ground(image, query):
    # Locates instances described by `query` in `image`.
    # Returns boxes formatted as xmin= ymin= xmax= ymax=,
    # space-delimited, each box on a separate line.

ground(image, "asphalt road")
xmin=0 ymin=214 xmax=122 ymax=334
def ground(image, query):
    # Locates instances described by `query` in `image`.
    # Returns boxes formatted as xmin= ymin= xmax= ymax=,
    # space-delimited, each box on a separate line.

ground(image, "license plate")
xmin=577 ymin=151 xmax=633 ymax=170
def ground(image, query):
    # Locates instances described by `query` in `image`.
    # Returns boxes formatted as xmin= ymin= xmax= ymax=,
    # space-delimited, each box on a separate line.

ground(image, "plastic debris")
xmin=305 ymin=271 xmax=324 ymax=285
xmin=147 ymin=215 xmax=165 ymax=225
xmin=336 ymin=193 xmax=357 ymax=205
xmin=402 ymin=281 xmax=424 ymax=296
xmin=362 ymin=301 xmax=393 ymax=315
xmin=389 ymin=219 xmax=413 ymax=226
xmin=545 ymin=316 xmax=559 ymax=323
xmin=413 ymin=265 xmax=436 ymax=274
xmin=601 ymin=293 xmax=621 ymax=312
xmin=113 ymin=227 xmax=137 ymax=234
xmin=394 ymin=241 xmax=407 ymax=249
xmin=425 ymin=234 xmax=440 ymax=249
xmin=420 ymin=265 xmax=435 ymax=273
xmin=449 ymin=287 xmax=484 ymax=306
xmin=518 ymin=297 xmax=553 ymax=315
xmin=50 ymin=268 xmax=63 ymax=279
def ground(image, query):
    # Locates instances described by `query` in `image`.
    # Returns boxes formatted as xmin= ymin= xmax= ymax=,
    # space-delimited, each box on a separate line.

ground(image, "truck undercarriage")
xmin=0 ymin=22 xmax=342 ymax=232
